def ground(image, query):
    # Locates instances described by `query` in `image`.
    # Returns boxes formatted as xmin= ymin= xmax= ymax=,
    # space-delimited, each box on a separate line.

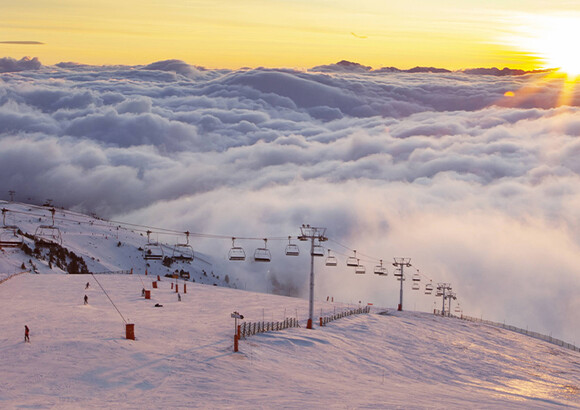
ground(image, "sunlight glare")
xmin=509 ymin=14 xmax=580 ymax=77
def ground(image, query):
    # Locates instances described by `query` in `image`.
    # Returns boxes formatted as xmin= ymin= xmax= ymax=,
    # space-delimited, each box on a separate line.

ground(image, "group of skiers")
xmin=23 ymin=279 xmax=185 ymax=343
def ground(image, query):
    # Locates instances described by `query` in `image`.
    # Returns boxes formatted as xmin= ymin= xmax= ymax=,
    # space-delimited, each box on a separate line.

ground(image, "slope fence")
xmin=238 ymin=317 xmax=300 ymax=340
xmin=0 ymin=271 xmax=27 ymax=286
xmin=89 ymin=269 xmax=133 ymax=275
xmin=435 ymin=310 xmax=579 ymax=353
xmin=319 ymin=305 xmax=371 ymax=326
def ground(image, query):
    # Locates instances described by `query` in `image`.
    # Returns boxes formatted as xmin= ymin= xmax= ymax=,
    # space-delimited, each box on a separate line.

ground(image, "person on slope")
xmin=24 ymin=325 xmax=30 ymax=343
xmin=84 ymin=295 xmax=88 ymax=305
xmin=85 ymin=282 xmax=90 ymax=289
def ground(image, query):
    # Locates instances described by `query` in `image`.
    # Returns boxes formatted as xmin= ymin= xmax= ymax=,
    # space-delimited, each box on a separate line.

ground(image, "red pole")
xmin=319 ymin=317 xmax=323 ymax=327
xmin=307 ymin=318 xmax=312 ymax=329
xmin=184 ymin=283 xmax=187 ymax=294
xmin=234 ymin=335 xmax=239 ymax=352
xmin=145 ymin=269 xmax=147 ymax=276
xmin=237 ymin=324 xmax=241 ymax=340
xmin=171 ymin=283 xmax=174 ymax=290
xmin=157 ymin=275 xmax=160 ymax=281
xmin=175 ymin=284 xmax=179 ymax=293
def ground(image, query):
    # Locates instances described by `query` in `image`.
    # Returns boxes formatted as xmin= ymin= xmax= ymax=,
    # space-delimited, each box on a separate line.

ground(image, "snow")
xmin=1 ymin=273 xmax=579 ymax=408
xmin=1 ymin=201 xmax=580 ymax=408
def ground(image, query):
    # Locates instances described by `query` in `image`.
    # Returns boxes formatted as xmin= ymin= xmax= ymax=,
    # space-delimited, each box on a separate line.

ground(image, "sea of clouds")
xmin=1 ymin=56 xmax=580 ymax=343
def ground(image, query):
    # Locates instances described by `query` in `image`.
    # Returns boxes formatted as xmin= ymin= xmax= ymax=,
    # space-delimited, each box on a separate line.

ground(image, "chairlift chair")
xmin=355 ymin=260 xmax=366 ymax=274
xmin=172 ymin=231 xmax=194 ymax=261
xmin=143 ymin=230 xmax=163 ymax=260
xmin=312 ymin=241 xmax=325 ymax=257
xmin=34 ymin=208 xmax=62 ymax=246
xmin=325 ymin=249 xmax=337 ymax=267
xmin=425 ymin=282 xmax=434 ymax=295
xmin=34 ymin=225 xmax=63 ymax=246
xmin=228 ymin=237 xmax=246 ymax=261
xmin=412 ymin=282 xmax=420 ymax=291
xmin=374 ymin=260 xmax=387 ymax=276
xmin=346 ymin=250 xmax=358 ymax=267
xmin=0 ymin=226 xmax=22 ymax=247
xmin=0 ymin=209 xmax=22 ymax=247
xmin=254 ymin=238 xmax=271 ymax=262
xmin=412 ymin=272 xmax=421 ymax=282
xmin=393 ymin=267 xmax=403 ymax=277
xmin=285 ymin=236 xmax=300 ymax=256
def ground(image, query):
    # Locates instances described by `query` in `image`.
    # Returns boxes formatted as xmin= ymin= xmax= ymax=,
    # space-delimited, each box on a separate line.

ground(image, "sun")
xmin=507 ymin=14 xmax=580 ymax=77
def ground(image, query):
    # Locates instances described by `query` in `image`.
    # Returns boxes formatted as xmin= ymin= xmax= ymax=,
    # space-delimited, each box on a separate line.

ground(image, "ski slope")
xmin=1 ymin=273 xmax=579 ymax=408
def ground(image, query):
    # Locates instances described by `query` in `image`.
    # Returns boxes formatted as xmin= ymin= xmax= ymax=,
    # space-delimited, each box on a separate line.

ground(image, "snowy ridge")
xmin=0 ymin=201 xmax=234 ymax=289
xmin=1 ymin=273 xmax=579 ymax=408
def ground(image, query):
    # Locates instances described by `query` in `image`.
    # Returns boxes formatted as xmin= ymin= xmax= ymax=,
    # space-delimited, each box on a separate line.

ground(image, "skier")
xmin=178 ymin=293 xmax=181 ymax=302
xmin=24 ymin=325 xmax=30 ymax=343
xmin=85 ymin=282 xmax=90 ymax=289
xmin=84 ymin=294 xmax=88 ymax=305
xmin=141 ymin=288 xmax=145 ymax=297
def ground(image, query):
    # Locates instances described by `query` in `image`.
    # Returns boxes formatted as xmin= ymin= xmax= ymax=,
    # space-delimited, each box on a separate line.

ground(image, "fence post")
xmin=234 ymin=334 xmax=239 ymax=352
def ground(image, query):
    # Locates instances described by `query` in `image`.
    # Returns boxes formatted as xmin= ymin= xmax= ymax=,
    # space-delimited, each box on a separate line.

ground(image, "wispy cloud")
xmin=0 ymin=41 xmax=44 ymax=45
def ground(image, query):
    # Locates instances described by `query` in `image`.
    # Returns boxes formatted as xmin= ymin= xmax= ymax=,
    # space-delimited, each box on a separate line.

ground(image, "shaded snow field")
xmin=1 ymin=273 xmax=579 ymax=408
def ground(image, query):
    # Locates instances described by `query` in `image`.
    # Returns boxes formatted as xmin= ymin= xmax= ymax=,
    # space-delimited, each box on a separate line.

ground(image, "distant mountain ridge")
xmin=0 ymin=56 xmax=554 ymax=76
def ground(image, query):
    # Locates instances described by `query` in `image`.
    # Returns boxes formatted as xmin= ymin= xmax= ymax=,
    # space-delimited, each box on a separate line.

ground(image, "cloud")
xmin=0 ymin=41 xmax=44 ymax=45
xmin=1 ymin=59 xmax=580 ymax=343
xmin=0 ymin=56 xmax=42 ymax=73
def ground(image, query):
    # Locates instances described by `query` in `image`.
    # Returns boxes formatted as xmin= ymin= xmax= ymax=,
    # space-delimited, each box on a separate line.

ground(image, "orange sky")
xmin=1 ymin=0 xmax=578 ymax=70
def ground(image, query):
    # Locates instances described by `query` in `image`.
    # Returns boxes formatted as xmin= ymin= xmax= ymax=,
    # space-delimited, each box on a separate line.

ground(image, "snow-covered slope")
xmin=1 ymin=273 xmax=579 ymax=408
xmin=0 ymin=201 xmax=232 ymax=288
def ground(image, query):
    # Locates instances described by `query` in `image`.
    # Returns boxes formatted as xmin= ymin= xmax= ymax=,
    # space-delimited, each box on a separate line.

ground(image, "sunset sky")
xmin=1 ymin=0 xmax=579 ymax=70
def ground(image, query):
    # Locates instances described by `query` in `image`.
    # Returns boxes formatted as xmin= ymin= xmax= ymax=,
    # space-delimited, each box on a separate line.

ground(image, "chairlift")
xmin=172 ymin=231 xmax=194 ymax=261
xmin=34 ymin=208 xmax=62 ymax=246
xmin=412 ymin=271 xmax=421 ymax=282
xmin=0 ymin=208 xmax=22 ymax=248
xmin=325 ymin=249 xmax=337 ymax=267
xmin=285 ymin=236 xmax=300 ymax=256
xmin=355 ymin=260 xmax=366 ymax=274
xmin=425 ymin=282 xmax=434 ymax=295
xmin=0 ymin=226 xmax=22 ymax=247
xmin=374 ymin=259 xmax=387 ymax=276
xmin=254 ymin=238 xmax=271 ymax=262
xmin=312 ymin=241 xmax=325 ymax=257
xmin=393 ymin=267 xmax=403 ymax=277
xmin=346 ymin=250 xmax=358 ymax=267
xmin=143 ymin=230 xmax=163 ymax=260
xmin=412 ymin=282 xmax=420 ymax=291
xmin=228 ymin=237 xmax=246 ymax=261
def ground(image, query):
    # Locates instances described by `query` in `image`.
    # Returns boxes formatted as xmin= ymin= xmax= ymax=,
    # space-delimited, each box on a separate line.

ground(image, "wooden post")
xmin=183 ymin=283 xmax=187 ymax=294
xmin=144 ymin=290 xmax=151 ymax=299
xmin=152 ymin=281 xmax=157 ymax=288
xmin=125 ymin=323 xmax=135 ymax=340
xmin=234 ymin=334 xmax=239 ymax=352
xmin=175 ymin=284 xmax=179 ymax=293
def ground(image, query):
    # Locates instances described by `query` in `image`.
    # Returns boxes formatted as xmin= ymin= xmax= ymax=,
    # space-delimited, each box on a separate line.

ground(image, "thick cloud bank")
xmin=2 ymin=59 xmax=580 ymax=343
